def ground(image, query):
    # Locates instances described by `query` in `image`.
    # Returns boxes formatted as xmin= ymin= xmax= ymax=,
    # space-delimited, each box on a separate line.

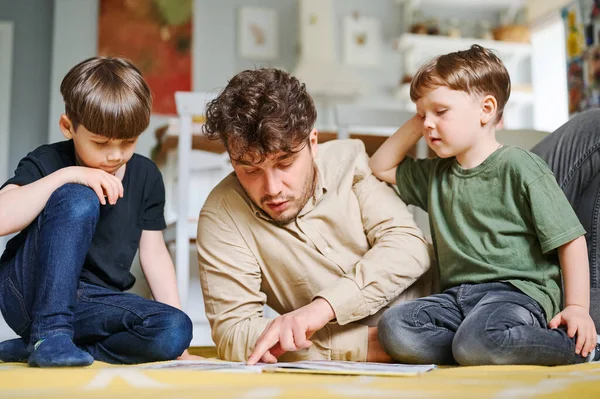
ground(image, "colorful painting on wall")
xmin=562 ymin=0 xmax=600 ymax=116
xmin=98 ymin=0 xmax=193 ymax=115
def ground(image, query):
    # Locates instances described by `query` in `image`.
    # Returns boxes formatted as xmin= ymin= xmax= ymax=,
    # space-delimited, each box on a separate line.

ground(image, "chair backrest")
xmin=335 ymin=104 xmax=414 ymax=139
xmin=173 ymin=91 xmax=219 ymax=310
xmin=174 ymin=91 xmax=216 ymax=117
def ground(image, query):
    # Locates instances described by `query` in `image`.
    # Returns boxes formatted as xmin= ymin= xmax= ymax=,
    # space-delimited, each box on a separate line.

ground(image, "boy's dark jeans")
xmin=532 ymin=109 xmax=600 ymax=331
xmin=0 ymin=184 xmax=192 ymax=364
xmin=378 ymin=282 xmax=588 ymax=366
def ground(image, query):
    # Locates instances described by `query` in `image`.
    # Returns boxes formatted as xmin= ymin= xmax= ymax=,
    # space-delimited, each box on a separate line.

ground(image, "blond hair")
xmin=60 ymin=57 xmax=152 ymax=139
xmin=410 ymin=45 xmax=511 ymax=121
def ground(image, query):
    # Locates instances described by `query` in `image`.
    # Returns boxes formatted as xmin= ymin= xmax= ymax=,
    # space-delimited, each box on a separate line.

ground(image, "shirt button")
xmin=324 ymin=247 xmax=332 ymax=253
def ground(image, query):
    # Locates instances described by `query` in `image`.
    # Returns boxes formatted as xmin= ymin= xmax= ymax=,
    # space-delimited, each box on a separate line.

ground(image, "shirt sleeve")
xmin=315 ymin=149 xmax=432 ymax=325
xmin=395 ymin=157 xmax=437 ymax=211
xmin=1 ymin=155 xmax=44 ymax=189
xmin=196 ymin=208 xmax=274 ymax=361
xmin=527 ymin=173 xmax=586 ymax=253
xmin=142 ymin=163 xmax=167 ymax=230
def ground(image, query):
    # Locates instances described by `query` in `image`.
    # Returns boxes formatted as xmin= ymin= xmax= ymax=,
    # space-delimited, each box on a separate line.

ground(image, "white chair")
xmin=335 ymin=104 xmax=414 ymax=139
xmin=165 ymin=92 xmax=231 ymax=312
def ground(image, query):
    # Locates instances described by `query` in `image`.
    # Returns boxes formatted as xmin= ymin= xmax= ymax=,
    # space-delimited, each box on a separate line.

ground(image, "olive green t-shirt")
xmin=396 ymin=146 xmax=586 ymax=321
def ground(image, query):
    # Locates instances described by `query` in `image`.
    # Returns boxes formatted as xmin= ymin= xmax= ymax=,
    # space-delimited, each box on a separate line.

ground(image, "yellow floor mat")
xmin=1 ymin=347 xmax=599 ymax=398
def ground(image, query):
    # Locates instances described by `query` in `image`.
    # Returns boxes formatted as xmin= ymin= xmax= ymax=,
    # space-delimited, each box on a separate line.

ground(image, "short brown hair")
xmin=203 ymin=68 xmax=317 ymax=163
xmin=60 ymin=56 xmax=152 ymax=139
xmin=410 ymin=45 xmax=511 ymax=121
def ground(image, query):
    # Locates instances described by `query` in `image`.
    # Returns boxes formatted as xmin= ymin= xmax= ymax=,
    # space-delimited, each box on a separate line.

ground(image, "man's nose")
xmin=264 ymin=171 xmax=283 ymax=196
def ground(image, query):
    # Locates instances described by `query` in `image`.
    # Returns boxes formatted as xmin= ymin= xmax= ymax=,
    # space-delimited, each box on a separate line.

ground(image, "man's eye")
xmin=278 ymin=161 xmax=293 ymax=169
xmin=95 ymin=142 xmax=108 ymax=146
xmin=436 ymin=110 xmax=447 ymax=115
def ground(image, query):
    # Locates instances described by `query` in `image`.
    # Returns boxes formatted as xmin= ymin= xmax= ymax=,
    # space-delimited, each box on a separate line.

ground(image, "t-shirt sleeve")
xmin=527 ymin=173 xmax=586 ymax=253
xmin=395 ymin=157 xmax=436 ymax=211
xmin=142 ymin=163 xmax=167 ymax=231
xmin=1 ymin=155 xmax=45 ymax=190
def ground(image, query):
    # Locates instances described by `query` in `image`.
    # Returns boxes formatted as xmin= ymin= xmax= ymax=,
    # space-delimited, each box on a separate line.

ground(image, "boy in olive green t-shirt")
xmin=370 ymin=45 xmax=599 ymax=366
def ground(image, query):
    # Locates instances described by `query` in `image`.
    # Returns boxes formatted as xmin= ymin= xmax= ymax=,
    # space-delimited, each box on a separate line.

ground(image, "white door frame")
xmin=0 ymin=20 xmax=15 ymax=341
xmin=0 ymin=21 xmax=13 ymax=188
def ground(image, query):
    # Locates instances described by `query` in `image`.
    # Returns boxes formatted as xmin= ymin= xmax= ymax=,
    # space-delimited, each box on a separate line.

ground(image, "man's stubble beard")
xmin=262 ymin=162 xmax=318 ymax=225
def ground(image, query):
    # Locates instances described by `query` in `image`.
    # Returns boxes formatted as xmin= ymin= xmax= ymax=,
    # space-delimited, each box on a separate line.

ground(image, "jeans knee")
xmin=453 ymin=326 xmax=503 ymax=366
xmin=146 ymin=310 xmax=193 ymax=361
xmin=452 ymin=329 xmax=482 ymax=365
xmin=48 ymin=184 xmax=100 ymax=223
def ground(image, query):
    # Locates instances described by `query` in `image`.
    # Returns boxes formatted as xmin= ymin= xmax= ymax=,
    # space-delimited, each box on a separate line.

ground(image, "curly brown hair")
xmin=60 ymin=56 xmax=152 ymax=139
xmin=203 ymin=68 xmax=317 ymax=163
xmin=410 ymin=45 xmax=511 ymax=122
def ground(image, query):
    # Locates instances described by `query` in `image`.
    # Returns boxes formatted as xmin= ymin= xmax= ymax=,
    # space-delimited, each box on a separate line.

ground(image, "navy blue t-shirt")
xmin=0 ymin=140 xmax=167 ymax=291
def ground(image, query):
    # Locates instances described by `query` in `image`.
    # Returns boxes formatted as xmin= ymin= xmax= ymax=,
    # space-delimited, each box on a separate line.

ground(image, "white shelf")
xmin=395 ymin=33 xmax=531 ymax=59
xmin=394 ymin=0 xmax=525 ymax=11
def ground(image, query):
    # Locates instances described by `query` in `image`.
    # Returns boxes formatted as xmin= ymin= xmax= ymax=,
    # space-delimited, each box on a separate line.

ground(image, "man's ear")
xmin=480 ymin=95 xmax=498 ymax=126
xmin=309 ymin=128 xmax=318 ymax=156
xmin=59 ymin=114 xmax=75 ymax=139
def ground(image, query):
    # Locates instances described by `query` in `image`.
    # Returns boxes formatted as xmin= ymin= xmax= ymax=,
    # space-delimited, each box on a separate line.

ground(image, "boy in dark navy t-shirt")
xmin=0 ymin=57 xmax=195 ymax=367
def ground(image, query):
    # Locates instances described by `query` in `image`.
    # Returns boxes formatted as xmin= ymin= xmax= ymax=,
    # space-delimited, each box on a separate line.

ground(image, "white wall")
xmin=0 ymin=21 xmax=15 ymax=342
xmin=527 ymin=0 xmax=574 ymax=24
xmin=0 ymin=0 xmax=54 ymax=177
xmin=48 ymin=0 xmax=99 ymax=144
xmin=531 ymin=12 xmax=569 ymax=132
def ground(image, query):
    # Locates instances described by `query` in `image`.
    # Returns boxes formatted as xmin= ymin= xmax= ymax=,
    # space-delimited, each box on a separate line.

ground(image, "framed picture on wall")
xmin=238 ymin=7 xmax=279 ymax=60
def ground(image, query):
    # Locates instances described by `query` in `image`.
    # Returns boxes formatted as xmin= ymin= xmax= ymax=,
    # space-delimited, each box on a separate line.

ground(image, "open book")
xmin=142 ymin=359 xmax=436 ymax=377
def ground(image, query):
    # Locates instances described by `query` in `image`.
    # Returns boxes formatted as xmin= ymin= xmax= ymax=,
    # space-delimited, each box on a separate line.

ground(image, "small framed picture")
xmin=238 ymin=7 xmax=279 ymax=60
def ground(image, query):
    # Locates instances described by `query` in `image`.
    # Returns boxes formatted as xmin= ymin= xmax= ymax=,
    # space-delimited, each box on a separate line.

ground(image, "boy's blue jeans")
xmin=378 ymin=282 xmax=588 ymax=366
xmin=0 ymin=184 xmax=192 ymax=364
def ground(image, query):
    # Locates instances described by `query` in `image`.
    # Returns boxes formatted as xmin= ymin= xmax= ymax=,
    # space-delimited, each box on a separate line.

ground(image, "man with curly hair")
xmin=197 ymin=68 xmax=432 ymax=364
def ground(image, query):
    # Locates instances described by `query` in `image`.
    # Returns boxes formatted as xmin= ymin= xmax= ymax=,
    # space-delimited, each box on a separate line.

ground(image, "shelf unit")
xmin=395 ymin=33 xmax=532 ymax=77
xmin=395 ymin=0 xmax=527 ymax=27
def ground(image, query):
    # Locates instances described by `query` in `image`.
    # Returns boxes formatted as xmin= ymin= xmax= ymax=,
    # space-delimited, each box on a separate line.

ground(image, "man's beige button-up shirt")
xmin=197 ymin=140 xmax=432 ymax=362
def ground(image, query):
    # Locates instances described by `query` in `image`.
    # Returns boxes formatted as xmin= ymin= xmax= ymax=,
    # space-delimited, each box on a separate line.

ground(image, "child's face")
xmin=59 ymin=115 xmax=138 ymax=175
xmin=415 ymin=86 xmax=487 ymax=159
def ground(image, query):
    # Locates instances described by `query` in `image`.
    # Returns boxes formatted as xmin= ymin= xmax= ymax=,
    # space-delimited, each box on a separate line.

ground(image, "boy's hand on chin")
xmin=69 ymin=166 xmax=124 ymax=205
xmin=549 ymin=305 xmax=598 ymax=358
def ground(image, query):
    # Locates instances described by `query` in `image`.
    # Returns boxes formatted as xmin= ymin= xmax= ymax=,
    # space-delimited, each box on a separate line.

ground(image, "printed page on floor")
xmin=141 ymin=360 xmax=436 ymax=376
xmin=268 ymin=361 xmax=436 ymax=376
